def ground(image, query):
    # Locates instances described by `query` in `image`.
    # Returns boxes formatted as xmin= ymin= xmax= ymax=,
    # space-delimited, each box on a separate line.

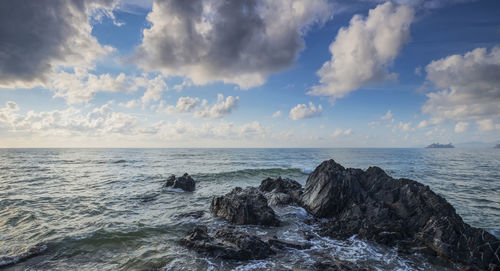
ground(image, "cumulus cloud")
xmin=119 ymin=99 xmax=140 ymax=109
xmin=162 ymin=96 xmax=200 ymax=114
xmin=0 ymin=0 xmax=117 ymax=88
xmin=380 ymin=110 xmax=393 ymax=120
xmin=454 ymin=121 xmax=468 ymax=133
xmin=193 ymin=94 xmax=239 ymax=119
xmin=272 ymin=111 xmax=283 ymax=118
xmin=0 ymin=101 xmax=137 ymax=136
xmin=135 ymin=0 xmax=333 ymax=89
xmin=308 ymin=2 xmax=414 ymax=100
xmin=476 ymin=119 xmax=497 ymax=132
xmin=289 ymin=102 xmax=323 ymax=120
xmin=49 ymin=71 xmax=139 ymax=104
xmin=422 ymin=47 xmax=500 ymax=122
xmin=137 ymin=75 xmax=168 ymax=105
xmin=47 ymin=71 xmax=167 ymax=104
xmin=175 ymin=97 xmax=200 ymax=113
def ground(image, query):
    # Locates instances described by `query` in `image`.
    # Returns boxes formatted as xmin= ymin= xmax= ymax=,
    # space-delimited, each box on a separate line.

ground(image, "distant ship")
xmin=495 ymin=144 xmax=500 ymax=149
xmin=426 ymin=143 xmax=455 ymax=148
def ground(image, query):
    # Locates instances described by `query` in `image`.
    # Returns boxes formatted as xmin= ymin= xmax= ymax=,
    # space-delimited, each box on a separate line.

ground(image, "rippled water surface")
xmin=1 ymin=148 xmax=499 ymax=270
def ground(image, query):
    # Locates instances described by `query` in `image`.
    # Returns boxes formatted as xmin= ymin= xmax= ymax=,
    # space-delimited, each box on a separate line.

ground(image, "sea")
xmin=0 ymin=148 xmax=499 ymax=270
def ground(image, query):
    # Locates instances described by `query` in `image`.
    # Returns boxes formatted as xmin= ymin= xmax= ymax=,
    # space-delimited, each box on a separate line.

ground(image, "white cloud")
xmin=417 ymin=120 xmax=428 ymax=128
xmin=272 ymin=111 xmax=283 ymax=118
xmin=289 ymin=102 xmax=323 ymax=120
xmin=135 ymin=0 xmax=333 ymax=89
xmin=332 ymin=128 xmax=352 ymax=137
xmin=380 ymin=110 xmax=393 ymax=120
xmin=47 ymin=71 xmax=167 ymax=105
xmin=422 ymin=47 xmax=500 ymax=122
xmin=175 ymin=97 xmax=200 ymax=113
xmin=138 ymin=75 xmax=168 ymax=105
xmin=308 ymin=2 xmax=414 ymax=100
xmin=0 ymin=0 xmax=117 ymax=89
xmin=476 ymin=119 xmax=496 ymax=132
xmin=193 ymin=94 xmax=239 ymax=119
xmin=454 ymin=121 xmax=468 ymax=133
xmin=119 ymin=99 xmax=140 ymax=109
xmin=50 ymin=71 xmax=139 ymax=104
xmin=392 ymin=121 xmax=412 ymax=132
xmin=0 ymin=101 xmax=138 ymax=136
xmin=173 ymin=79 xmax=193 ymax=92
xmin=368 ymin=121 xmax=380 ymax=128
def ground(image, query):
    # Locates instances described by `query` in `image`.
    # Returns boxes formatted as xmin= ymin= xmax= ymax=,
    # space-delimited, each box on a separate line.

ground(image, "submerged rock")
xmin=210 ymin=187 xmax=280 ymax=226
xmin=259 ymin=176 xmax=303 ymax=206
xmin=180 ymin=226 xmax=275 ymax=260
xmin=301 ymin=159 xmax=500 ymax=270
xmin=163 ymin=173 xmax=195 ymax=192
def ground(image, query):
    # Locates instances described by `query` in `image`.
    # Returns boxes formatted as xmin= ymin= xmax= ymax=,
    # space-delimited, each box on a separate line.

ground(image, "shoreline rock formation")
xmin=163 ymin=173 xmax=196 ymax=192
xmin=180 ymin=226 xmax=275 ymax=260
xmin=180 ymin=160 xmax=499 ymax=270
xmin=259 ymin=176 xmax=303 ymax=206
xmin=301 ymin=160 xmax=500 ymax=271
xmin=210 ymin=187 xmax=280 ymax=226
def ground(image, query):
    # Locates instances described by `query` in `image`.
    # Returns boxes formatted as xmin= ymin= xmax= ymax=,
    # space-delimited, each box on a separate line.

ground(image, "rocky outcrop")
xmin=210 ymin=187 xmax=280 ymax=226
xmin=259 ymin=176 xmax=303 ymax=206
xmin=163 ymin=173 xmax=196 ymax=192
xmin=180 ymin=226 xmax=275 ymax=260
xmin=301 ymin=159 xmax=500 ymax=270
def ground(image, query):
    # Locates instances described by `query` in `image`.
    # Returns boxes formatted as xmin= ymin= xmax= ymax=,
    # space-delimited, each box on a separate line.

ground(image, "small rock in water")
xmin=180 ymin=226 xmax=275 ymax=260
xmin=301 ymin=159 xmax=500 ymax=270
xmin=163 ymin=173 xmax=196 ymax=192
xmin=259 ymin=176 xmax=303 ymax=206
xmin=210 ymin=187 xmax=280 ymax=226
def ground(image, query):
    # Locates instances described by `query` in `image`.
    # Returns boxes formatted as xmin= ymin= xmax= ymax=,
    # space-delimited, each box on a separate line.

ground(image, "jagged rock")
xmin=180 ymin=226 xmax=275 ymax=260
xmin=210 ymin=187 xmax=280 ymax=226
xmin=163 ymin=173 xmax=195 ymax=192
xmin=259 ymin=176 xmax=303 ymax=206
xmin=301 ymin=159 xmax=500 ymax=270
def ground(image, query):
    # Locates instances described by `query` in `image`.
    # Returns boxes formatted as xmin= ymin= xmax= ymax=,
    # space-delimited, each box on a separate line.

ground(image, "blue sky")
xmin=0 ymin=0 xmax=499 ymax=147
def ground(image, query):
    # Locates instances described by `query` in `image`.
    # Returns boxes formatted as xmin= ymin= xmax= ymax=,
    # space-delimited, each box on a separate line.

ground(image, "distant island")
xmin=426 ymin=143 xmax=455 ymax=148
xmin=495 ymin=144 xmax=500 ymax=149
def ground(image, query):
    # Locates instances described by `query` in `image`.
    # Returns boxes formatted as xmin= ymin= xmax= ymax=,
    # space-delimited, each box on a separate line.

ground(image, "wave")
xmin=112 ymin=159 xmax=127 ymax=164
xmin=197 ymin=168 xmax=310 ymax=180
xmin=0 ymin=244 xmax=47 ymax=267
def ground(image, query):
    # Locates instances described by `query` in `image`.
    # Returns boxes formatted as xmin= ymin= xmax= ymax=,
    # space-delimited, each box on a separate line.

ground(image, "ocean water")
xmin=0 ymin=148 xmax=499 ymax=270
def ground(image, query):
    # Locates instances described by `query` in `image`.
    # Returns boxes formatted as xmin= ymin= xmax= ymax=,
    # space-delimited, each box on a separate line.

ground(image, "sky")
xmin=0 ymin=0 xmax=499 ymax=148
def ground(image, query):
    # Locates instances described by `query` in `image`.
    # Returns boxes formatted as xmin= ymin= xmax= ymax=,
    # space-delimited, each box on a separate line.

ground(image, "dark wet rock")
xmin=210 ymin=187 xmax=280 ymax=226
xmin=174 ymin=210 xmax=205 ymax=219
xmin=259 ymin=176 xmax=303 ymax=206
xmin=180 ymin=226 xmax=275 ymax=260
xmin=301 ymin=159 xmax=500 ymax=270
xmin=163 ymin=173 xmax=195 ymax=192
xmin=267 ymin=238 xmax=311 ymax=250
